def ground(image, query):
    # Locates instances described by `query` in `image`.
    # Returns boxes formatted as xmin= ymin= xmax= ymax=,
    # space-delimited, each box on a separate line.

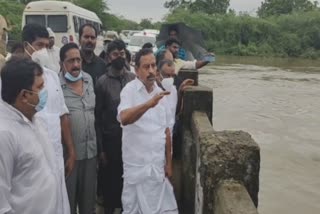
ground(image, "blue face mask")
xmin=26 ymin=88 xmax=48 ymax=112
xmin=64 ymin=71 xmax=83 ymax=82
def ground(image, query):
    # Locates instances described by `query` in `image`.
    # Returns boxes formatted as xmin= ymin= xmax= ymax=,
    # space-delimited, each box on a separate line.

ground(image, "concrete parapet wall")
xmin=214 ymin=180 xmax=258 ymax=214
xmin=178 ymin=69 xmax=199 ymax=86
xmin=191 ymin=111 xmax=260 ymax=214
xmin=176 ymin=69 xmax=260 ymax=214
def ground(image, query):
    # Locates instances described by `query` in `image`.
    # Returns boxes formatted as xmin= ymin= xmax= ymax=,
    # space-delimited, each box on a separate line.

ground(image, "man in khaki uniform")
xmin=0 ymin=15 xmax=9 ymax=69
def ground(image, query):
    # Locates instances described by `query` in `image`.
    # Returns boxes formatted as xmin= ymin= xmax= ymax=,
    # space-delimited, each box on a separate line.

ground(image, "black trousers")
xmin=99 ymin=134 xmax=123 ymax=211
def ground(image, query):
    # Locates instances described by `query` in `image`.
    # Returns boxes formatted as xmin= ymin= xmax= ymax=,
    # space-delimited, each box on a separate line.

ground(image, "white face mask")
xmin=161 ymin=77 xmax=174 ymax=91
xmin=27 ymin=43 xmax=54 ymax=70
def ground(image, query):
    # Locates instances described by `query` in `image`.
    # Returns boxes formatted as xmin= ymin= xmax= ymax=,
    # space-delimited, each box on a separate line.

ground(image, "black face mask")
xmin=111 ymin=57 xmax=126 ymax=70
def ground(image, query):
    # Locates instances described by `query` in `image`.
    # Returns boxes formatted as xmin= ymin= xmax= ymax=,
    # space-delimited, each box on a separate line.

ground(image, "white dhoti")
xmin=122 ymin=162 xmax=178 ymax=214
xmin=37 ymin=112 xmax=70 ymax=214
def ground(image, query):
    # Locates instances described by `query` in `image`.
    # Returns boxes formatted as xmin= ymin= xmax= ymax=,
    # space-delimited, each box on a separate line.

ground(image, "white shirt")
xmin=166 ymin=84 xmax=178 ymax=133
xmin=47 ymin=45 xmax=60 ymax=73
xmin=36 ymin=67 xmax=69 ymax=161
xmin=0 ymin=101 xmax=58 ymax=214
xmin=118 ymin=78 xmax=171 ymax=183
xmin=34 ymin=67 xmax=70 ymax=214
xmin=174 ymin=58 xmax=196 ymax=73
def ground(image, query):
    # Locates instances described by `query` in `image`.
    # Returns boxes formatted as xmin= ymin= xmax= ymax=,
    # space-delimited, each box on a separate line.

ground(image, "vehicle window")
xmin=79 ymin=18 xmax=85 ymax=28
xmin=93 ymin=22 xmax=100 ymax=33
xmin=73 ymin=16 xmax=79 ymax=33
xmin=48 ymin=15 xmax=67 ymax=32
xmin=26 ymin=15 xmax=46 ymax=27
xmin=129 ymin=36 xmax=156 ymax=47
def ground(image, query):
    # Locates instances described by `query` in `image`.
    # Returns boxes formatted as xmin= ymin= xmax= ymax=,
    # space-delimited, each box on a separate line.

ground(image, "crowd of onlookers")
xmin=0 ymin=22 xmax=213 ymax=214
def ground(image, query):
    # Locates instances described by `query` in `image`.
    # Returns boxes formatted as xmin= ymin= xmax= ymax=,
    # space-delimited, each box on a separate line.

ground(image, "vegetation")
xmin=2 ymin=0 xmax=320 ymax=58
xmin=164 ymin=0 xmax=320 ymax=58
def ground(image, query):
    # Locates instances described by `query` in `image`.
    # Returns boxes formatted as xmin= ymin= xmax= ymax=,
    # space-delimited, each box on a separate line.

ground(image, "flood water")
xmin=199 ymin=56 xmax=320 ymax=214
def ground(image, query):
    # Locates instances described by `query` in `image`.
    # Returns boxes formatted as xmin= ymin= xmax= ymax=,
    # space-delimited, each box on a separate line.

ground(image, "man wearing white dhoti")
xmin=117 ymin=48 xmax=178 ymax=214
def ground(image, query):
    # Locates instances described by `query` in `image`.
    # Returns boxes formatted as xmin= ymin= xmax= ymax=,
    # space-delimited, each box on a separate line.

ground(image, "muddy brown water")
xmin=199 ymin=56 xmax=320 ymax=214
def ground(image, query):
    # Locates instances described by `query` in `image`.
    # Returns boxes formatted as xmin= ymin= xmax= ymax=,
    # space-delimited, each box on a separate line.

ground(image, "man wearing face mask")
xmin=95 ymin=39 xmax=135 ymax=214
xmin=59 ymin=43 xmax=97 ymax=214
xmin=22 ymin=24 xmax=75 ymax=214
xmin=0 ymin=58 xmax=58 ymax=214
xmin=79 ymin=23 xmax=107 ymax=86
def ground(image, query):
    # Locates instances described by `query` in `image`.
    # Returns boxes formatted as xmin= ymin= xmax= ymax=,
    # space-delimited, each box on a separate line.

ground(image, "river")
xmin=199 ymin=56 xmax=320 ymax=214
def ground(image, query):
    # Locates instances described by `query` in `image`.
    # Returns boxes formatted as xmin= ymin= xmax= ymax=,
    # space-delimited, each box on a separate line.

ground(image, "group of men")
xmin=0 ymin=22 xmax=212 ymax=214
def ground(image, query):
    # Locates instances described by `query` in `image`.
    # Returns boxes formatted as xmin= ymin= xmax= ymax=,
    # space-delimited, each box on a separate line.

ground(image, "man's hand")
xmin=147 ymin=91 xmax=170 ymax=108
xmin=165 ymin=162 xmax=173 ymax=178
xmin=65 ymin=152 xmax=76 ymax=177
xmin=179 ymin=79 xmax=194 ymax=92
xmin=99 ymin=152 xmax=108 ymax=166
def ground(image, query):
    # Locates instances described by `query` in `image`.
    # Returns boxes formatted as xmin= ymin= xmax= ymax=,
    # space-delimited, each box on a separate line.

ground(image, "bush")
xmin=165 ymin=9 xmax=320 ymax=58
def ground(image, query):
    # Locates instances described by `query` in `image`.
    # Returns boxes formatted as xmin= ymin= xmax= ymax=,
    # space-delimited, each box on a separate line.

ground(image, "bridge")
xmin=172 ymin=70 xmax=260 ymax=214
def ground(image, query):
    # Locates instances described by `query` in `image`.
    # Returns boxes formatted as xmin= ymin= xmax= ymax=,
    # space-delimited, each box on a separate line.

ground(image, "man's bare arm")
xmin=165 ymin=127 xmax=173 ymax=178
xmin=195 ymin=60 xmax=209 ymax=69
xmin=61 ymin=114 xmax=76 ymax=177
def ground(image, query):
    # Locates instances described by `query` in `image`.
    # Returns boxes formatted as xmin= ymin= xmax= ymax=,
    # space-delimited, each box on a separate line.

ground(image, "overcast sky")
xmin=106 ymin=0 xmax=263 ymax=22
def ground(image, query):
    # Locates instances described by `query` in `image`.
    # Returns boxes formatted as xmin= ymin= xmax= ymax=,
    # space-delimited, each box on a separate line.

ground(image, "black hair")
xmin=22 ymin=24 xmax=49 ymax=44
xmin=125 ymin=49 xmax=131 ymax=63
xmin=10 ymin=43 xmax=24 ymax=53
xmin=165 ymin=38 xmax=181 ymax=47
xmin=134 ymin=48 xmax=154 ymax=67
xmin=60 ymin=43 xmax=79 ymax=62
xmin=79 ymin=23 xmax=97 ymax=39
xmin=1 ymin=58 xmax=43 ymax=104
xmin=168 ymin=25 xmax=179 ymax=35
xmin=157 ymin=59 xmax=174 ymax=71
xmin=107 ymin=39 xmax=126 ymax=54
xmin=142 ymin=42 xmax=153 ymax=49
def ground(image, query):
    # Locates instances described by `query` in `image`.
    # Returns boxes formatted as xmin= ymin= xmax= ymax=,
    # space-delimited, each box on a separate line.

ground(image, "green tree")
xmin=258 ymin=0 xmax=317 ymax=17
xmin=0 ymin=1 xmax=25 ymax=41
xmin=164 ymin=0 xmax=230 ymax=14
xmin=139 ymin=18 xmax=153 ymax=29
xmin=190 ymin=0 xmax=230 ymax=14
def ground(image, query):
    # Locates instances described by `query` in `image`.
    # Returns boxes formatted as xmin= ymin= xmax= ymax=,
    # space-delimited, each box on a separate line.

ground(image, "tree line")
xmin=2 ymin=0 xmax=320 ymax=58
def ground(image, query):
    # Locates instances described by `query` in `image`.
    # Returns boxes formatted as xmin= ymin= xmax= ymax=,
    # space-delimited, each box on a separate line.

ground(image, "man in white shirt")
xmin=22 ymin=24 xmax=75 ymax=214
xmin=47 ymin=27 xmax=61 ymax=73
xmin=117 ymin=48 xmax=178 ymax=214
xmin=0 ymin=59 xmax=58 ymax=214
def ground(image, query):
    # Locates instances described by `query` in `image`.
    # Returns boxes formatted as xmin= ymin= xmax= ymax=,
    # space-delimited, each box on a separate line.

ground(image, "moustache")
xmin=147 ymin=75 xmax=156 ymax=81
xmin=84 ymin=43 xmax=94 ymax=48
xmin=71 ymin=68 xmax=80 ymax=72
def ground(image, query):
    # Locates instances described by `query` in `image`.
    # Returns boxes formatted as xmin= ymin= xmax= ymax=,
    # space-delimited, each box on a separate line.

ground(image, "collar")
xmin=0 ymin=100 xmax=33 ymax=124
xmin=134 ymin=78 xmax=159 ymax=94
xmin=59 ymin=71 xmax=88 ymax=88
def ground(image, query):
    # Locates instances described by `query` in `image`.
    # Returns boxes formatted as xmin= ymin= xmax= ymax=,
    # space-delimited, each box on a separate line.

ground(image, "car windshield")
xmin=129 ymin=36 xmax=156 ymax=47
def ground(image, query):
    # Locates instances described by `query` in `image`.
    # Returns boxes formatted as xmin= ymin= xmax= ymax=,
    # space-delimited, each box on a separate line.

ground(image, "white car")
xmin=127 ymin=33 xmax=158 ymax=64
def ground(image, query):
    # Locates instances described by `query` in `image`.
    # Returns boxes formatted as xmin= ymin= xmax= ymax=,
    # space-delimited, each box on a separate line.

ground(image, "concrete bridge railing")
xmin=175 ymin=70 xmax=260 ymax=214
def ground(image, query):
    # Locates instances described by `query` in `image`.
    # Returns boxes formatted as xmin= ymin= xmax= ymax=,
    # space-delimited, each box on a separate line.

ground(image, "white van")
xmin=127 ymin=33 xmax=157 ymax=63
xmin=22 ymin=1 xmax=104 ymax=54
